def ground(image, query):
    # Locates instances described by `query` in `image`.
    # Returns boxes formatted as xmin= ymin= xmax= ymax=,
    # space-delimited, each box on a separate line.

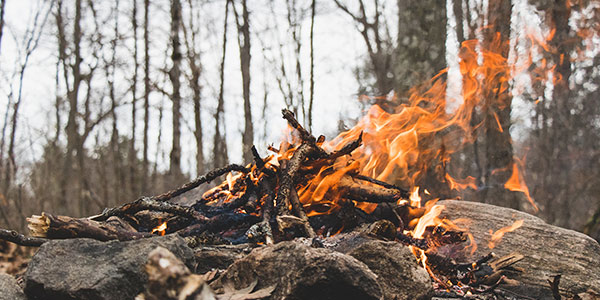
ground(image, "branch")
xmin=153 ymin=164 xmax=249 ymax=202
xmin=0 ymin=228 xmax=47 ymax=247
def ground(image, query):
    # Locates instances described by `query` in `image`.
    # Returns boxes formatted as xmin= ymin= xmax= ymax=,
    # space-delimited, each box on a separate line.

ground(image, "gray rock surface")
xmin=346 ymin=240 xmax=433 ymax=300
xmin=0 ymin=273 xmax=26 ymax=300
xmin=193 ymin=244 xmax=251 ymax=274
xmin=436 ymin=200 xmax=600 ymax=299
xmin=213 ymin=241 xmax=384 ymax=300
xmin=24 ymin=234 xmax=194 ymax=300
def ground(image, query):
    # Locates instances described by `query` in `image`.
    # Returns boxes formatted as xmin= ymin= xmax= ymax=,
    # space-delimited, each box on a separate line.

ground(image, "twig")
xmin=354 ymin=174 xmax=410 ymax=198
xmin=276 ymin=143 xmax=316 ymax=214
xmin=282 ymin=109 xmax=314 ymax=143
xmin=547 ymin=274 xmax=562 ymax=300
xmin=93 ymin=197 xmax=208 ymax=222
xmin=327 ymin=132 xmax=363 ymax=160
xmin=0 ymin=228 xmax=47 ymax=247
xmin=251 ymin=145 xmax=265 ymax=169
xmin=153 ymin=164 xmax=249 ymax=202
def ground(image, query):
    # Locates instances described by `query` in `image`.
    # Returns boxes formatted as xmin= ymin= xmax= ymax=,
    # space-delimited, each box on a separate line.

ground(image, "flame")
xmin=151 ymin=221 xmax=168 ymax=236
xmin=488 ymin=219 xmax=524 ymax=249
xmin=504 ymin=160 xmax=537 ymax=211
xmin=445 ymin=174 xmax=477 ymax=191
xmin=409 ymin=186 xmax=422 ymax=207
xmin=293 ymin=33 xmax=538 ymax=217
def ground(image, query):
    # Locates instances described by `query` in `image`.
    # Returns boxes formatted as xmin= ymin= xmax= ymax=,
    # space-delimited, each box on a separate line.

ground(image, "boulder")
xmin=213 ymin=241 xmax=384 ymax=300
xmin=346 ymin=240 xmax=433 ymax=300
xmin=0 ymin=273 xmax=26 ymax=300
xmin=436 ymin=200 xmax=600 ymax=299
xmin=24 ymin=234 xmax=194 ymax=300
xmin=193 ymin=243 xmax=252 ymax=274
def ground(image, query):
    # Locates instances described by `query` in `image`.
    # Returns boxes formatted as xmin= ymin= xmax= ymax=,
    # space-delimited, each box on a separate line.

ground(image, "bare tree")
xmin=168 ymin=0 xmax=183 ymax=178
xmin=213 ymin=0 xmax=230 ymax=169
xmin=2 ymin=1 xmax=54 ymax=219
xmin=130 ymin=0 xmax=139 ymax=197
xmin=232 ymin=0 xmax=254 ymax=164
xmin=142 ymin=0 xmax=151 ymax=194
xmin=334 ymin=0 xmax=396 ymax=100
xmin=479 ymin=1 xmax=516 ymax=209
xmin=182 ymin=0 xmax=205 ymax=175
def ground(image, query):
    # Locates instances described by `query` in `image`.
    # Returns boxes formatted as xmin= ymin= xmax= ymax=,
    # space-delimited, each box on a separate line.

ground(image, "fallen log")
xmin=27 ymin=213 xmax=151 ymax=241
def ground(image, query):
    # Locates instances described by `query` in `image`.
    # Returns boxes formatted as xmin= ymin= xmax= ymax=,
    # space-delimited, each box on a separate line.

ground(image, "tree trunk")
xmin=142 ymin=0 xmax=150 ymax=194
xmin=130 ymin=0 xmax=139 ymax=199
xmin=183 ymin=0 xmax=204 ymax=176
xmin=213 ymin=0 xmax=230 ymax=169
xmin=169 ymin=0 xmax=182 ymax=178
xmin=58 ymin=0 xmax=84 ymax=213
xmin=481 ymin=0 xmax=515 ymax=208
xmin=233 ymin=0 xmax=254 ymax=164
xmin=395 ymin=0 xmax=447 ymax=95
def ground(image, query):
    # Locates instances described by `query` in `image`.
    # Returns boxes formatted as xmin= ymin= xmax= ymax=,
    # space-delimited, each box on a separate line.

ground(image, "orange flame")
xmin=488 ymin=219 xmax=524 ymax=249
xmin=151 ymin=221 xmax=168 ymax=236
xmin=505 ymin=160 xmax=537 ymax=211
xmin=294 ymin=33 xmax=537 ymax=216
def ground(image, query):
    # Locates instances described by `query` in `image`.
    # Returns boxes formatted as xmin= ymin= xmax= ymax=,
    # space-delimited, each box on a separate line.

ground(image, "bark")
xmin=213 ymin=0 xmax=230 ymax=169
xmin=233 ymin=0 xmax=254 ymax=164
xmin=395 ymin=0 xmax=447 ymax=95
xmin=169 ymin=0 xmax=183 ymax=177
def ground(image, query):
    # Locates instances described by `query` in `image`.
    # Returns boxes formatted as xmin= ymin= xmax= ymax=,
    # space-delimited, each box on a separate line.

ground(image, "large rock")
xmin=193 ymin=244 xmax=252 ymax=274
xmin=0 ymin=273 xmax=26 ymax=300
xmin=436 ymin=200 xmax=600 ymax=299
xmin=213 ymin=241 xmax=384 ymax=300
xmin=346 ymin=240 xmax=433 ymax=300
xmin=24 ymin=235 xmax=194 ymax=300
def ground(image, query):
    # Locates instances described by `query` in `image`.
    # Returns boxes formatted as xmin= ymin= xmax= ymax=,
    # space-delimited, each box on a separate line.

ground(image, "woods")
xmin=0 ymin=0 xmax=599 ymax=245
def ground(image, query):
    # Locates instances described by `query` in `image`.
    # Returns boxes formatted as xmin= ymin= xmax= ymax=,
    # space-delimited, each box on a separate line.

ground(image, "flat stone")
xmin=0 ymin=273 xmax=26 ymax=300
xmin=435 ymin=200 xmax=600 ymax=299
xmin=212 ymin=241 xmax=384 ymax=300
xmin=24 ymin=234 xmax=194 ymax=300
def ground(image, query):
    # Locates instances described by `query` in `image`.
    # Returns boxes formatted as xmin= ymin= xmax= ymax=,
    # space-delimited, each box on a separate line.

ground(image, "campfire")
xmin=0 ymin=105 xmax=584 ymax=299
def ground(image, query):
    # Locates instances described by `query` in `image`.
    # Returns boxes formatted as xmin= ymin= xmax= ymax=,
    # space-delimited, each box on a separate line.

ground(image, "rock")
xmin=0 ymin=273 xmax=26 ymax=300
xmin=436 ymin=200 xmax=600 ymax=299
xmin=346 ymin=240 xmax=433 ymax=300
xmin=213 ymin=241 xmax=384 ymax=300
xmin=24 ymin=234 xmax=194 ymax=300
xmin=193 ymin=243 xmax=252 ymax=274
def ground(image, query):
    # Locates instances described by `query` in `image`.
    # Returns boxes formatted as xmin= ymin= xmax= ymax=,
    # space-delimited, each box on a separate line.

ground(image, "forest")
xmin=0 ymin=0 xmax=599 ymax=245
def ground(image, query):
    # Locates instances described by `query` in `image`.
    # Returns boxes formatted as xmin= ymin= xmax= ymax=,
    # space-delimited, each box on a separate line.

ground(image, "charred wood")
xmin=27 ymin=213 xmax=151 ymax=241
xmin=153 ymin=163 xmax=249 ymax=202
xmin=0 ymin=228 xmax=47 ymax=247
